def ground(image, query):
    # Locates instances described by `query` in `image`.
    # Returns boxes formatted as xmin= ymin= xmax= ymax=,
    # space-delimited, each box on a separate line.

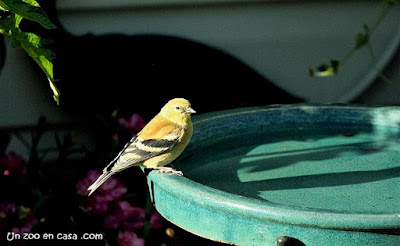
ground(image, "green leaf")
xmin=33 ymin=188 xmax=48 ymax=212
xmin=20 ymin=41 xmax=54 ymax=78
xmin=384 ymin=0 xmax=400 ymax=6
xmin=355 ymin=25 xmax=370 ymax=50
xmin=309 ymin=60 xmax=340 ymax=77
xmin=0 ymin=0 xmax=56 ymax=29
xmin=22 ymin=0 xmax=40 ymax=7
xmin=49 ymin=77 xmax=60 ymax=105
xmin=10 ymin=30 xmax=55 ymax=75
xmin=20 ymin=31 xmax=52 ymax=47
xmin=16 ymin=31 xmax=59 ymax=104
xmin=10 ymin=36 xmax=21 ymax=47
xmin=0 ymin=1 xmax=8 ymax=11
xmin=18 ymin=206 xmax=31 ymax=219
xmin=0 ymin=1 xmax=59 ymax=104
xmin=0 ymin=13 xmax=22 ymax=35
xmin=11 ymin=29 xmax=55 ymax=59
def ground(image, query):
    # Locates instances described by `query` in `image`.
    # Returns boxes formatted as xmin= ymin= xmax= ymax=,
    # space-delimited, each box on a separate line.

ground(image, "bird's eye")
xmin=175 ymin=106 xmax=181 ymax=110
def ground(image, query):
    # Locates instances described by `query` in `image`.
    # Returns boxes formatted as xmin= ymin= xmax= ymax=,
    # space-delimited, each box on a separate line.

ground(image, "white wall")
xmin=1 ymin=0 xmax=400 ymax=128
xmin=56 ymin=1 xmax=400 ymax=103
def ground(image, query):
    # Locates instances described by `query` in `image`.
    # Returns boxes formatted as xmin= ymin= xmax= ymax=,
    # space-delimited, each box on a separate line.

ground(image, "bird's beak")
xmin=185 ymin=107 xmax=196 ymax=114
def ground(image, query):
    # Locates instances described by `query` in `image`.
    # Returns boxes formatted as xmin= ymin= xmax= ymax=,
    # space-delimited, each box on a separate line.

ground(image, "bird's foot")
xmin=155 ymin=166 xmax=183 ymax=176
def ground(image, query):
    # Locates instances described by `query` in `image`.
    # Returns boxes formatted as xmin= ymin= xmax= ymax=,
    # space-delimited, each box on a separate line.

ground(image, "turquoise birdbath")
xmin=145 ymin=104 xmax=400 ymax=246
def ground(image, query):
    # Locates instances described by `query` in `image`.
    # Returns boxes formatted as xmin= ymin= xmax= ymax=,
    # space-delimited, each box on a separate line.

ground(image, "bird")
xmin=87 ymin=98 xmax=195 ymax=196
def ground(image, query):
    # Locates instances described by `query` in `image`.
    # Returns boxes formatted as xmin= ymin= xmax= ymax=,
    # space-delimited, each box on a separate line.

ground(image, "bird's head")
xmin=161 ymin=98 xmax=196 ymax=125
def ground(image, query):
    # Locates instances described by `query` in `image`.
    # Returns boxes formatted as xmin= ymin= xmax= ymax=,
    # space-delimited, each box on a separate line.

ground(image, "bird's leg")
xmin=154 ymin=166 xmax=183 ymax=176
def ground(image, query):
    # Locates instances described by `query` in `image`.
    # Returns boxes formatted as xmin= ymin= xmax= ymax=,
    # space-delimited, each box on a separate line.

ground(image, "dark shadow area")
xmin=51 ymin=32 xmax=303 ymax=119
xmin=234 ymin=166 xmax=400 ymax=193
xmin=19 ymin=2 xmax=302 ymax=121
xmin=240 ymin=141 xmax=390 ymax=175
xmin=277 ymin=235 xmax=306 ymax=246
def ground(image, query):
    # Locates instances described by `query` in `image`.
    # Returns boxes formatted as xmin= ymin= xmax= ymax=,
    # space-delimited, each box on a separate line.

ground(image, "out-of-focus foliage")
xmin=308 ymin=0 xmax=399 ymax=78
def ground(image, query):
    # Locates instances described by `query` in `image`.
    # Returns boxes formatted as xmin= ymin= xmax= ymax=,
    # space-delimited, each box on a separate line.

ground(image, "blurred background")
xmin=0 ymin=0 xmax=399 ymax=245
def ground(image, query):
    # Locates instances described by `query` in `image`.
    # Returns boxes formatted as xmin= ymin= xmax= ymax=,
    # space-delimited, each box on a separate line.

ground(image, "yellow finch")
xmin=87 ymin=98 xmax=195 ymax=196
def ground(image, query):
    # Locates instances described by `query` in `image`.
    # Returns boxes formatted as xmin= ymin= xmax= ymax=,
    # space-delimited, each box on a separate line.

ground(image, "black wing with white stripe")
xmin=106 ymin=136 xmax=179 ymax=172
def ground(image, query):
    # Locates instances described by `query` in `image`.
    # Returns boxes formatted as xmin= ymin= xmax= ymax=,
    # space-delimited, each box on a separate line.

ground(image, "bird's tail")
xmin=87 ymin=171 xmax=113 ymax=196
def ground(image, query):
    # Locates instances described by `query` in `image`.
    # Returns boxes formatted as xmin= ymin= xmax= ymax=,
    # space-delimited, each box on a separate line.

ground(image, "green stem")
xmin=343 ymin=2 xmax=393 ymax=65
xmin=369 ymin=3 xmax=393 ymax=33
xmin=340 ymin=48 xmax=358 ymax=66
xmin=309 ymin=0 xmax=397 ymax=77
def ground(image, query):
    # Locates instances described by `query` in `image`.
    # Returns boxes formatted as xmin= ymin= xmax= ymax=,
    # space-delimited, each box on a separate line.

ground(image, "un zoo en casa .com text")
xmin=6 ymin=231 xmax=103 ymax=241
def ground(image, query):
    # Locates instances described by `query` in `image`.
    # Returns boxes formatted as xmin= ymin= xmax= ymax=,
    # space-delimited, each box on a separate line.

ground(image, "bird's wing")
xmin=106 ymin=132 xmax=181 ymax=173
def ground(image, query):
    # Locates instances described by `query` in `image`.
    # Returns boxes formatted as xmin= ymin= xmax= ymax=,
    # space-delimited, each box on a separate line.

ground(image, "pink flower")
xmin=150 ymin=212 xmax=162 ymax=229
xmin=0 ymin=203 xmax=38 ymax=237
xmin=117 ymin=231 xmax=145 ymax=246
xmin=118 ymin=114 xmax=146 ymax=136
xmin=76 ymin=170 xmax=127 ymax=214
xmin=104 ymin=201 xmax=145 ymax=230
xmin=0 ymin=152 xmax=26 ymax=176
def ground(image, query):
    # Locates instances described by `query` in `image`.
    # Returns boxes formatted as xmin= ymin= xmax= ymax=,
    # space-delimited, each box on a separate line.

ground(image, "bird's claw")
xmin=155 ymin=166 xmax=183 ymax=176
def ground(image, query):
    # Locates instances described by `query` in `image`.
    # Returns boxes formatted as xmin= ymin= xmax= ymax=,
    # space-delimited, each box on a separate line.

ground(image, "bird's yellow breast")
xmin=141 ymin=121 xmax=193 ymax=168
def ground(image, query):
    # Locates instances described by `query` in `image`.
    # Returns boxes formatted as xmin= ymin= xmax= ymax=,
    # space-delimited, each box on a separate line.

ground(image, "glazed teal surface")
xmin=146 ymin=105 xmax=400 ymax=245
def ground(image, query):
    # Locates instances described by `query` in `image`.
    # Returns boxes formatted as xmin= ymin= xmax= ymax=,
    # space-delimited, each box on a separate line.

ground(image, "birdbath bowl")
xmin=145 ymin=105 xmax=400 ymax=246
